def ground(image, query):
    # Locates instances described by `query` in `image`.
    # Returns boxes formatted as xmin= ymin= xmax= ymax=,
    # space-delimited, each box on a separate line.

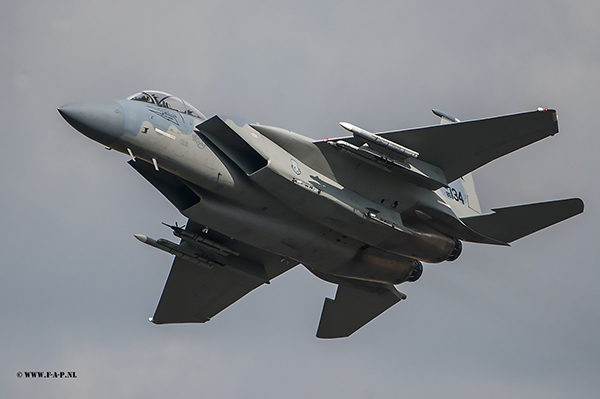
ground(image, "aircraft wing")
xmin=319 ymin=109 xmax=558 ymax=183
xmin=152 ymin=255 xmax=260 ymax=323
xmin=152 ymin=221 xmax=298 ymax=324
xmin=378 ymin=109 xmax=559 ymax=182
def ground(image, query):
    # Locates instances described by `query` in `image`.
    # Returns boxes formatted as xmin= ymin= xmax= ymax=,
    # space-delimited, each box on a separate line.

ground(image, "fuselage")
xmin=59 ymin=91 xmax=464 ymax=286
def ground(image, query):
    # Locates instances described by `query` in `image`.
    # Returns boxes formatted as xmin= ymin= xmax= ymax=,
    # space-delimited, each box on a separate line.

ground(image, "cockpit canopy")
xmin=127 ymin=90 xmax=206 ymax=120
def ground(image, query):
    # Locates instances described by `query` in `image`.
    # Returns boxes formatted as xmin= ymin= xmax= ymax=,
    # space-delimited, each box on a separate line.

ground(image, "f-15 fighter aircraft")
xmin=59 ymin=91 xmax=583 ymax=338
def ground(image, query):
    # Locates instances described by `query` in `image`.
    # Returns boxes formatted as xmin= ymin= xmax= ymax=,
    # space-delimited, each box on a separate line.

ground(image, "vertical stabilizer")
xmin=438 ymin=174 xmax=482 ymax=218
xmin=431 ymin=110 xmax=481 ymax=217
xmin=460 ymin=173 xmax=482 ymax=214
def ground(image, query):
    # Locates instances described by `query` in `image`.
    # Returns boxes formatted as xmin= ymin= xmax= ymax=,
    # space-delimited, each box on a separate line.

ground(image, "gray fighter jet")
xmin=59 ymin=91 xmax=583 ymax=338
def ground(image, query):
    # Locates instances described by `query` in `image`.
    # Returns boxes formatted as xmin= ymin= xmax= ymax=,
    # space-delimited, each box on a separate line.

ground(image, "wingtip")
xmin=574 ymin=198 xmax=585 ymax=214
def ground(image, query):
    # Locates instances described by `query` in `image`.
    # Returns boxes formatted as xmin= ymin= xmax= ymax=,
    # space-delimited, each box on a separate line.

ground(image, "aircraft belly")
xmin=179 ymin=188 xmax=417 ymax=284
xmin=181 ymin=190 xmax=354 ymax=266
xmin=127 ymin=122 xmax=455 ymax=264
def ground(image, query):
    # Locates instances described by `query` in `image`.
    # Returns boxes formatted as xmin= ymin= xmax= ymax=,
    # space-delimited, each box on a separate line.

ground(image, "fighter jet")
xmin=58 ymin=91 xmax=583 ymax=338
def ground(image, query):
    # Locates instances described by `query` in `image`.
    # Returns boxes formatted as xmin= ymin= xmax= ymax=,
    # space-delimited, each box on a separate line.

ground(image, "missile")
xmin=339 ymin=122 xmax=419 ymax=159
xmin=331 ymin=140 xmax=388 ymax=165
xmin=134 ymin=234 xmax=215 ymax=268
xmin=135 ymin=233 xmax=271 ymax=283
xmin=431 ymin=109 xmax=460 ymax=123
xmin=162 ymin=223 xmax=239 ymax=256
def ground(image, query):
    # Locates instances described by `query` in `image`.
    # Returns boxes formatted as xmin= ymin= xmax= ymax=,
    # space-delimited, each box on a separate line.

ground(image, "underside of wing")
xmin=151 ymin=223 xmax=298 ymax=324
xmin=152 ymin=255 xmax=260 ymax=323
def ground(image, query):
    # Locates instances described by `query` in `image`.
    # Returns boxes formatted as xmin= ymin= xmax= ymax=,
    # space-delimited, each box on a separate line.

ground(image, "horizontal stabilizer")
xmin=461 ymin=198 xmax=583 ymax=243
xmin=316 ymin=283 xmax=405 ymax=339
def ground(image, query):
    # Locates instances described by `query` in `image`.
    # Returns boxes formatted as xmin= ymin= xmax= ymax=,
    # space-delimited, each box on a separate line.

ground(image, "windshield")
xmin=128 ymin=90 xmax=206 ymax=120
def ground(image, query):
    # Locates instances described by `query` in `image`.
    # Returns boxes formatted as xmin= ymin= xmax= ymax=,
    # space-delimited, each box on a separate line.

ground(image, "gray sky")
xmin=2 ymin=0 xmax=599 ymax=397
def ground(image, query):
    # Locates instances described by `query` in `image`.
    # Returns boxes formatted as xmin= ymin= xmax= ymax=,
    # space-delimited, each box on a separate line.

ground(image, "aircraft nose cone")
xmin=58 ymin=100 xmax=124 ymax=146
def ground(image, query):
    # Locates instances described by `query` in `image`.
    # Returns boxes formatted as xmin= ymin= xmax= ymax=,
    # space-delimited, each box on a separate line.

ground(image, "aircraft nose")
xmin=58 ymin=100 xmax=124 ymax=146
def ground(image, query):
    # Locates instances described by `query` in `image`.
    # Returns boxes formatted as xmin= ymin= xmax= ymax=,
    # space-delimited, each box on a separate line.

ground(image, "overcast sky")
xmin=2 ymin=0 xmax=599 ymax=398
